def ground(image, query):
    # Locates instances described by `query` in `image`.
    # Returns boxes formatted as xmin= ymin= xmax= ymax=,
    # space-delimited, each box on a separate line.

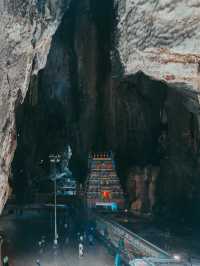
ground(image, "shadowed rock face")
xmin=12 ymin=0 xmax=114 ymax=192
xmin=0 ymin=0 xmax=69 ymax=212
xmin=113 ymin=0 xmax=200 ymax=222
xmin=115 ymin=0 xmax=200 ymax=90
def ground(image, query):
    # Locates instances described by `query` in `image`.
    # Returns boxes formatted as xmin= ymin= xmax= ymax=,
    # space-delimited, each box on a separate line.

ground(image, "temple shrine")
xmin=85 ymin=152 xmax=124 ymax=209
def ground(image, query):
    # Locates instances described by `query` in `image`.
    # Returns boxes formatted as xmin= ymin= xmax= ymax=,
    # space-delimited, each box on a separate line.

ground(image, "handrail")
xmin=96 ymin=215 xmax=170 ymax=259
xmin=104 ymin=216 xmax=170 ymax=257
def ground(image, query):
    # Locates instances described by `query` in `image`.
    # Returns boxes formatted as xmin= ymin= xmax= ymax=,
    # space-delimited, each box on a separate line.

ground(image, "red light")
xmin=102 ymin=191 xmax=110 ymax=199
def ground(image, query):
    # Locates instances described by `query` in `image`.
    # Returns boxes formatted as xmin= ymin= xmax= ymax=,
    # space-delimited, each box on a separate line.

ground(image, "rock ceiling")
xmin=115 ymin=0 xmax=200 ymax=91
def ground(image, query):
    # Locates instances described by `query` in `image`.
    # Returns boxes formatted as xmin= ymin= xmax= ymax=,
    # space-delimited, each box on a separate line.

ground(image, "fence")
xmin=95 ymin=215 xmax=186 ymax=265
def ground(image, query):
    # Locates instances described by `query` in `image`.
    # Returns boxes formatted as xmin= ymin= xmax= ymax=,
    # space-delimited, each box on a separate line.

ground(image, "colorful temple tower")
xmin=85 ymin=152 xmax=124 ymax=209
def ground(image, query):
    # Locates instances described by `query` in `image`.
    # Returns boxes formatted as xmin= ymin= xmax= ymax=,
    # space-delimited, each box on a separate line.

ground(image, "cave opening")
xmin=10 ymin=0 xmax=200 ymax=227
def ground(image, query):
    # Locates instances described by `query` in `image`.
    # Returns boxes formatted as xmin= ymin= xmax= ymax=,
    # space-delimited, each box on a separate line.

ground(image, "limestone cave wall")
xmin=113 ymin=0 xmax=200 ymax=224
xmin=0 ymin=0 xmax=70 ymax=212
xmin=11 ymin=0 xmax=200 ymax=225
xmin=114 ymin=0 xmax=200 ymax=90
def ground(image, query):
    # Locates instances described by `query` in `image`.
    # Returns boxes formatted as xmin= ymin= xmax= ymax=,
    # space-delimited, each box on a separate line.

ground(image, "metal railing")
xmin=95 ymin=215 xmax=187 ymax=265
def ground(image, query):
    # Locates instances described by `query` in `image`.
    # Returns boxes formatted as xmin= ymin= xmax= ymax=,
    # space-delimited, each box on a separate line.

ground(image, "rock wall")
xmin=11 ymin=0 xmax=114 ymax=196
xmin=127 ymin=166 xmax=159 ymax=213
xmin=0 ymin=0 xmax=69 ymax=212
xmin=115 ymin=0 xmax=200 ymax=91
xmin=114 ymin=0 xmax=200 ymax=222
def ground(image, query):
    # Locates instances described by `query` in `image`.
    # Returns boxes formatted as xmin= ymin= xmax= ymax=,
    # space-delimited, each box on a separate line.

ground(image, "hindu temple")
xmin=85 ymin=152 xmax=124 ymax=209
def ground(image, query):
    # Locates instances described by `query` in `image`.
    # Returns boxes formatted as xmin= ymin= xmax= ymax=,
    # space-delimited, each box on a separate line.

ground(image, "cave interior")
xmin=11 ymin=0 xmax=200 ymax=226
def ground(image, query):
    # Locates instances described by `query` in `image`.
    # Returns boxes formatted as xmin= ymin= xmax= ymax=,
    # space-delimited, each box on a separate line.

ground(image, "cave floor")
xmin=0 ymin=211 xmax=114 ymax=266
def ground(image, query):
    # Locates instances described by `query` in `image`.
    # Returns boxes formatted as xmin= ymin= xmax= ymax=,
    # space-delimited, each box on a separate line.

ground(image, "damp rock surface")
xmin=0 ymin=0 xmax=68 ymax=212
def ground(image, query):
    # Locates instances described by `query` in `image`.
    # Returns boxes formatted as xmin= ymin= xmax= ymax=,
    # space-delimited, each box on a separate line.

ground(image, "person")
xmin=41 ymin=236 xmax=46 ymax=247
xmin=65 ymin=234 xmax=69 ymax=245
xmin=88 ymin=233 xmax=94 ymax=245
xmin=115 ymin=251 xmax=121 ymax=266
xmin=79 ymin=234 xmax=84 ymax=243
xmin=83 ymin=231 xmax=87 ymax=242
xmin=38 ymin=240 xmax=43 ymax=254
xmin=38 ymin=236 xmax=45 ymax=254
xmin=188 ymin=255 xmax=192 ymax=266
xmin=118 ymin=238 xmax=124 ymax=250
xmin=64 ymin=223 xmax=68 ymax=230
xmin=79 ymin=242 xmax=84 ymax=257
xmin=36 ymin=259 xmax=41 ymax=266
xmin=3 ymin=256 xmax=9 ymax=266
xmin=64 ymin=223 xmax=69 ymax=244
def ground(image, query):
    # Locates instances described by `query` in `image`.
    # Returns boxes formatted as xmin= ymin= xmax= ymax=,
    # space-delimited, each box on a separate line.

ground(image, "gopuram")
xmin=85 ymin=152 xmax=124 ymax=209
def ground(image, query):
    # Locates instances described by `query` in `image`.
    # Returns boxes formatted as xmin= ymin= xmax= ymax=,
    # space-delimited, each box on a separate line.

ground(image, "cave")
xmin=9 ymin=0 xmax=200 ymax=230
xmin=1 ymin=1 xmax=200 ymax=264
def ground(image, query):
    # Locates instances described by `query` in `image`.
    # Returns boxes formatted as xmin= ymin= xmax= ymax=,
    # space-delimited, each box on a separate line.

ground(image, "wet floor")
xmin=0 ymin=211 xmax=114 ymax=266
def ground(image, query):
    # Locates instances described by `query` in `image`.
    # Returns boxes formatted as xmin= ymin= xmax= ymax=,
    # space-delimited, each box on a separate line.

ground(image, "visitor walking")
xmin=88 ymin=233 xmax=94 ymax=245
xmin=3 ymin=256 xmax=9 ymax=266
xmin=115 ymin=251 xmax=121 ymax=266
xmin=38 ymin=240 xmax=43 ymax=254
xmin=79 ymin=242 xmax=84 ymax=257
xmin=118 ymin=237 xmax=124 ymax=250
xmin=38 ymin=235 xmax=46 ymax=254
xmin=64 ymin=223 xmax=69 ymax=245
xmin=80 ymin=234 xmax=84 ymax=242
xmin=36 ymin=259 xmax=41 ymax=266
xmin=77 ymin=232 xmax=80 ymax=241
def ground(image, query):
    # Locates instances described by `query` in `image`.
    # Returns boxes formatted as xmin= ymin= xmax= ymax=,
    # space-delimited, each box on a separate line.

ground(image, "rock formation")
xmin=113 ymin=1 xmax=200 ymax=221
xmin=115 ymin=0 xmax=200 ymax=91
xmin=0 ymin=0 xmax=69 ymax=212
xmin=127 ymin=166 xmax=159 ymax=213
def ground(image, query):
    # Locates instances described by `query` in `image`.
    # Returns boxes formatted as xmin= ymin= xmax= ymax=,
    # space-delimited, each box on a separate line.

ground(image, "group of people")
xmin=35 ymin=221 xmax=95 ymax=261
xmin=78 ymin=227 xmax=95 ymax=258
xmin=2 ymin=223 xmax=124 ymax=266
xmin=35 ymin=235 xmax=47 ymax=266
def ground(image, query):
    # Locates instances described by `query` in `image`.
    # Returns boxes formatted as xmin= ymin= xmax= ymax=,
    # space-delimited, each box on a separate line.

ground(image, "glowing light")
xmin=134 ymin=260 xmax=148 ymax=266
xmin=102 ymin=191 xmax=110 ymax=199
xmin=173 ymin=254 xmax=181 ymax=261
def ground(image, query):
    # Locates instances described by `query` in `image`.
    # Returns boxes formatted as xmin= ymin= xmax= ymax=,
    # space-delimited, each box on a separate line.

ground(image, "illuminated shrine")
xmin=85 ymin=152 xmax=124 ymax=208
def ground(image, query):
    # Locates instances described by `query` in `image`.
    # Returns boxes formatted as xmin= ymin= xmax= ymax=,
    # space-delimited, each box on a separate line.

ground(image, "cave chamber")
xmin=10 ymin=0 xmax=200 ymax=226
